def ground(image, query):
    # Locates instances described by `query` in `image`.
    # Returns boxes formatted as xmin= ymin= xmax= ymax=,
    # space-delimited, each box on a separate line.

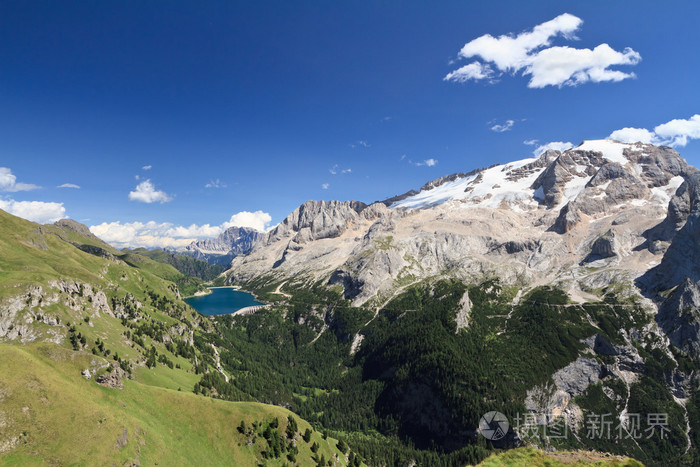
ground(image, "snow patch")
xmin=391 ymin=156 xmax=546 ymax=210
xmin=576 ymin=140 xmax=630 ymax=164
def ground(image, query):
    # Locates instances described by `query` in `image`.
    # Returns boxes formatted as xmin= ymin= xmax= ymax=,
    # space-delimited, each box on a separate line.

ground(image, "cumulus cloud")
xmin=608 ymin=127 xmax=657 ymax=144
xmin=445 ymin=13 xmax=641 ymax=88
xmin=490 ymin=119 xmax=515 ymax=132
xmin=142 ymin=165 xmax=152 ymax=170
xmin=0 ymin=167 xmax=40 ymax=192
xmin=608 ymin=114 xmax=700 ymax=147
xmin=533 ymin=141 xmax=574 ymax=156
xmin=0 ymin=198 xmax=66 ymax=224
xmin=128 ymin=180 xmax=172 ymax=204
xmin=90 ymin=210 xmax=273 ymax=249
xmin=654 ymin=115 xmax=700 ymax=147
xmin=523 ymin=139 xmax=539 ymax=146
xmin=205 ymin=179 xmax=227 ymax=189
xmin=321 ymin=183 xmax=330 ymax=190
xmin=57 ymin=183 xmax=80 ymax=189
xmin=223 ymin=210 xmax=273 ymax=232
xmin=350 ymin=140 xmax=370 ymax=148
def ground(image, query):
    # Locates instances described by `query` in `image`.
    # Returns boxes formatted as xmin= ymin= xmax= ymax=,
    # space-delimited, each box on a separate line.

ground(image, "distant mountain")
xmin=229 ymin=140 xmax=696 ymax=305
xmin=179 ymin=226 xmax=263 ymax=266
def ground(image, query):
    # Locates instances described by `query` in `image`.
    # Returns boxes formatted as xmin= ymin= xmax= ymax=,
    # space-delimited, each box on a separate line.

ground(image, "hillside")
xmin=0 ymin=210 xmax=358 ymax=465
xmin=122 ymin=247 xmax=225 ymax=282
xmin=0 ymin=343 xmax=350 ymax=466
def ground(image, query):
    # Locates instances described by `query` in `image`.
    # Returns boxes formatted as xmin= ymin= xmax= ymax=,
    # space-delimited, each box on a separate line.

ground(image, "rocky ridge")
xmin=228 ymin=140 xmax=696 ymax=309
xmin=180 ymin=226 xmax=263 ymax=266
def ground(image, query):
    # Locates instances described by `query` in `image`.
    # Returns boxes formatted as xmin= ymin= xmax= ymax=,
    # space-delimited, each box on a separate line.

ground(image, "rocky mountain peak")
xmin=266 ymin=200 xmax=371 ymax=245
xmin=180 ymin=225 xmax=263 ymax=266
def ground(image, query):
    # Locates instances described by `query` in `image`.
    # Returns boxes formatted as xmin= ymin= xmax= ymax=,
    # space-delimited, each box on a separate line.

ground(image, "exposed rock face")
xmin=552 ymin=357 xmax=603 ymax=396
xmin=635 ymin=173 xmax=700 ymax=358
xmin=582 ymin=231 xmax=618 ymax=263
xmin=454 ymin=290 xmax=471 ymax=331
xmin=266 ymin=200 xmax=369 ymax=245
xmin=181 ymin=226 xmax=263 ymax=265
xmin=656 ymin=279 xmax=700 ymax=358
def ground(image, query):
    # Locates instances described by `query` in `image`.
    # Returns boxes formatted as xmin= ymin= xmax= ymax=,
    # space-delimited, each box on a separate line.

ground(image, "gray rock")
xmin=552 ymin=202 xmax=581 ymax=234
xmin=582 ymin=231 xmax=618 ymax=263
xmin=552 ymin=357 xmax=603 ymax=396
xmin=267 ymin=200 xmax=367 ymax=244
xmin=656 ymin=278 xmax=700 ymax=358
xmin=641 ymin=173 xmax=700 ymax=290
xmin=181 ymin=226 xmax=262 ymax=265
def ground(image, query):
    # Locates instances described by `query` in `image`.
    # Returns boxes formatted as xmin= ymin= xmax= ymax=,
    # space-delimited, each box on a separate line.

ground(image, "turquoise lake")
xmin=185 ymin=287 xmax=263 ymax=316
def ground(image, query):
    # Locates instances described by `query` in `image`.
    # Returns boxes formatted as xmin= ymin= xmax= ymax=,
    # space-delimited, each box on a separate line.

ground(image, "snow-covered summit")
xmin=388 ymin=139 xmax=680 ymax=213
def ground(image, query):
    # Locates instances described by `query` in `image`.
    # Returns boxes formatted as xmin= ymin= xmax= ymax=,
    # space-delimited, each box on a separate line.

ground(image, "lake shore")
xmin=185 ymin=286 xmax=267 ymax=316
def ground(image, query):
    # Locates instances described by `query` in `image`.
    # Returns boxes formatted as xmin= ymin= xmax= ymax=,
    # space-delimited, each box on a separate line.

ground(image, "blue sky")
xmin=2 ymin=1 xmax=700 ymax=248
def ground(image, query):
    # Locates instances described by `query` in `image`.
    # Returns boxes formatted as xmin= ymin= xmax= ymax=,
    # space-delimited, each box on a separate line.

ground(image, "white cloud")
xmin=523 ymin=139 xmax=539 ymax=146
xmin=223 ymin=210 xmax=273 ymax=232
xmin=57 ymin=183 xmax=80 ymax=189
xmin=128 ymin=180 xmax=172 ymax=204
xmin=410 ymin=158 xmax=438 ymax=167
xmin=90 ymin=210 xmax=273 ymax=249
xmin=654 ymin=115 xmax=700 ymax=147
xmin=490 ymin=119 xmax=515 ymax=132
xmin=0 ymin=167 xmax=40 ymax=192
xmin=525 ymin=44 xmax=640 ymax=88
xmin=608 ymin=127 xmax=657 ymax=144
xmin=321 ymin=183 xmax=330 ymax=190
xmin=90 ymin=221 xmax=194 ymax=249
xmin=444 ymin=62 xmax=495 ymax=83
xmin=607 ymin=114 xmax=700 ymax=147
xmin=445 ymin=13 xmax=641 ymax=88
xmin=533 ymin=141 xmax=574 ymax=156
xmin=142 ymin=165 xmax=152 ymax=170
xmin=205 ymin=179 xmax=227 ymax=189
xmin=350 ymin=140 xmax=370 ymax=148
xmin=0 ymin=198 xmax=66 ymax=224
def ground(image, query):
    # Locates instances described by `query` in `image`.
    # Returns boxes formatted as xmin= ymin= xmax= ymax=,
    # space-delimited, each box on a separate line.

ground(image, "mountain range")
xmin=227 ymin=140 xmax=695 ymax=313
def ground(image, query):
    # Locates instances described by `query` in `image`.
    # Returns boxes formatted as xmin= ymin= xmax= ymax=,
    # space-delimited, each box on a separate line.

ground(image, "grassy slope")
xmin=123 ymin=248 xmax=225 ymax=281
xmin=476 ymin=447 xmax=643 ymax=467
xmin=0 ymin=210 xmax=349 ymax=465
xmin=0 ymin=344 xmax=347 ymax=466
